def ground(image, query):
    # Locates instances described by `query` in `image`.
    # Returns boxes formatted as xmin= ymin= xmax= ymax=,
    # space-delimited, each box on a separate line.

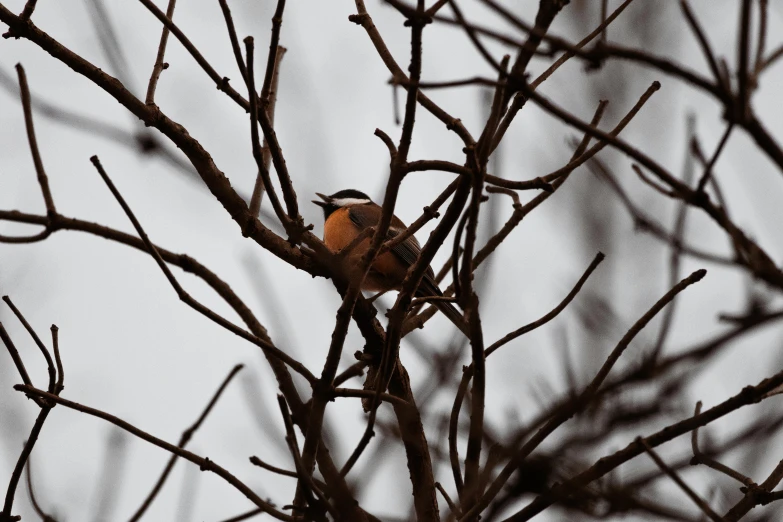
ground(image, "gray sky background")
xmin=2 ymin=1 xmax=783 ymax=520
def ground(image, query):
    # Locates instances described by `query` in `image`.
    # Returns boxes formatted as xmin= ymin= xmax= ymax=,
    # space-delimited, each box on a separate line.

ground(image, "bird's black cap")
xmin=312 ymin=189 xmax=372 ymax=219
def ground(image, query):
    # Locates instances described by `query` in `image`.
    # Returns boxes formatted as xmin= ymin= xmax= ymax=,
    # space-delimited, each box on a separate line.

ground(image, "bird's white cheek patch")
xmin=333 ymin=198 xmax=371 ymax=207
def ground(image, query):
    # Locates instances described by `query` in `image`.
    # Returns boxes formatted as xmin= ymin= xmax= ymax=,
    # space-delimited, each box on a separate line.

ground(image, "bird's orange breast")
xmin=323 ymin=207 xmax=358 ymax=252
xmin=323 ymin=207 xmax=406 ymax=291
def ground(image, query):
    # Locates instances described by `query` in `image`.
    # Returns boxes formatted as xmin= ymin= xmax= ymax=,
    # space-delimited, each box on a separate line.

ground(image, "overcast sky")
xmin=2 ymin=1 xmax=783 ymax=520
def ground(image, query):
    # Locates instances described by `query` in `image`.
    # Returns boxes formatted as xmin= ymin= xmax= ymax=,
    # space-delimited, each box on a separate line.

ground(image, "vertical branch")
xmin=249 ymin=0 xmax=287 ymax=215
xmin=250 ymin=46 xmax=286 ymax=218
xmin=3 ymin=296 xmax=56 ymax=394
xmin=245 ymin=40 xmax=302 ymax=230
xmin=261 ymin=0 xmax=286 ymax=101
xmin=353 ymin=3 xmax=445 ymax=520
xmin=737 ymin=0 xmax=752 ymax=118
xmin=1 ymin=406 xmax=53 ymax=522
xmin=460 ymin=55 xmax=510 ymax=516
xmin=19 ymin=0 xmax=37 ymax=20
xmin=25 ymin=456 xmax=55 ymax=522
xmin=0 ymin=323 xmax=34 ymax=389
xmin=753 ymin=0 xmax=768 ymax=76
xmin=293 ymin=281 xmax=364 ymax=516
xmin=599 ymin=0 xmax=608 ymax=42
xmin=16 ymin=64 xmax=56 ymax=216
xmin=145 ymin=0 xmax=177 ymax=105
xmin=217 ymin=0 xmax=248 ymax=86
xmin=450 ymin=366 xmax=472 ymax=501
xmin=467 ymin=269 xmax=706 ymax=520
xmin=244 ymin=37 xmax=289 ymax=227
xmin=14 ymin=386 xmax=293 ymax=521
xmin=0 ymin=308 xmax=62 ymax=522
xmin=387 ymin=361 xmax=441 ymax=522
xmin=491 ymin=0 xmax=633 ymax=153
xmin=695 ymin=123 xmax=734 ymax=193
xmin=650 ymin=116 xmax=696 ymax=361
xmin=51 ymin=325 xmax=63 ymax=395
xmin=505 ymin=0 xmax=568 ymax=102
xmin=277 ymin=396 xmax=336 ymax=520
xmin=680 ymin=0 xmax=727 ymax=93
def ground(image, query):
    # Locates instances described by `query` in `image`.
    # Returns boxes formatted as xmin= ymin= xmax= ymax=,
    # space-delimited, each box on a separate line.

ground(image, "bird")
xmin=313 ymin=189 xmax=469 ymax=336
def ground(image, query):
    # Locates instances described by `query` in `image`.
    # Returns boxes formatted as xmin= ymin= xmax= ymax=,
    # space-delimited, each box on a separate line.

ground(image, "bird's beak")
xmin=312 ymin=192 xmax=330 ymax=208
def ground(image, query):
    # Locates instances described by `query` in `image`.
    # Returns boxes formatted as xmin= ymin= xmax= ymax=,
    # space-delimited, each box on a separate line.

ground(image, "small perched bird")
xmin=313 ymin=189 xmax=469 ymax=336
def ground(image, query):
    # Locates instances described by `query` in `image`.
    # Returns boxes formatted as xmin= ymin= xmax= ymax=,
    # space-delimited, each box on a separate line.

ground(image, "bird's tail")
xmin=432 ymin=299 xmax=471 ymax=337
xmin=417 ymin=278 xmax=471 ymax=337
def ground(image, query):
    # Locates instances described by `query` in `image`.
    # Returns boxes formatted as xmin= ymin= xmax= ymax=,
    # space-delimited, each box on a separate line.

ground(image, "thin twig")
xmin=15 ymin=64 xmax=56 ymax=216
xmin=488 ymin=82 xmax=659 ymax=192
xmin=25 ymin=455 xmax=55 ymax=522
xmin=402 ymin=99 xmax=611 ymax=336
xmin=0 ymin=207 xmax=363 ymax=512
xmin=650 ymin=115 xmax=696 ymax=361
xmin=0 ymin=307 xmax=60 ymax=522
xmin=89 ymin=156 xmax=316 ymax=384
xmin=530 ymin=0 xmax=635 ymax=90
xmin=217 ymin=0 xmax=248 ymax=86
xmin=333 ymin=387 xmax=409 ymax=407
xmin=250 ymin=46 xmax=286 ymax=217
xmin=136 ymin=0 xmax=250 ymax=109
xmin=145 ymin=0 xmax=177 ymax=105
xmin=410 ymin=295 xmax=458 ymax=306
xmin=245 ymin=37 xmax=289 ymax=228
xmin=0 ymin=323 xmax=34 ymax=389
xmin=249 ymin=0 xmax=287 ymax=216
xmin=1 ymin=405 xmax=53 ymax=522
xmin=485 ymin=252 xmax=605 ymax=357
xmin=436 ymin=482 xmax=461 ymax=518
xmin=724 ymin=458 xmax=783 ymax=521
xmin=127 ymin=364 xmax=244 ymax=522
xmin=15 ymin=385 xmax=294 ymax=521
xmin=449 ymin=0 xmax=503 ymax=74
xmin=690 ymin=402 xmax=755 ymax=487
xmin=50 ymin=326 xmax=63 ymax=395
xmin=632 ymin=164 xmax=677 ymax=198
xmin=249 ymin=456 xmax=297 ymax=479
xmin=491 ymin=0 xmax=635 ymax=152
xmin=759 ymin=44 xmax=783 ymax=72
xmin=3 ymin=296 xmax=56 ymax=394
xmin=333 ymin=360 xmax=367 ymax=387
xmin=261 ymin=0 xmax=286 ymax=101
xmin=382 ymin=177 xmax=458 ymax=256
xmin=501 ymin=356 xmax=783 ymax=521
xmin=466 ymin=269 xmax=707 ymax=520
xmin=638 ymin=437 xmax=725 ymax=522
xmin=352 ymin=0 xmax=475 ymax=146
xmin=246 ymin=42 xmax=301 ymax=228
xmin=392 ymin=76 xmax=501 ymax=90
xmin=587 ymin=154 xmax=735 ymax=267
xmin=680 ymin=0 xmax=726 ymax=93
xmin=753 ymin=0 xmax=768 ymax=76
xmin=277 ymin=395 xmax=335 ymax=520
xmin=737 ymin=0 xmax=752 ymax=119
xmin=450 ymin=366 xmax=471 ymax=501
xmin=462 ymin=56 xmax=506 ymax=501
xmin=695 ymin=123 xmax=734 ymax=193
xmin=432 ymin=14 xmax=530 ymax=51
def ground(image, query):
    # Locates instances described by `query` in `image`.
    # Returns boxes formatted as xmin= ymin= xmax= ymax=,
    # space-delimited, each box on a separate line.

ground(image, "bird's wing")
xmin=348 ymin=205 xmax=440 ymax=295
